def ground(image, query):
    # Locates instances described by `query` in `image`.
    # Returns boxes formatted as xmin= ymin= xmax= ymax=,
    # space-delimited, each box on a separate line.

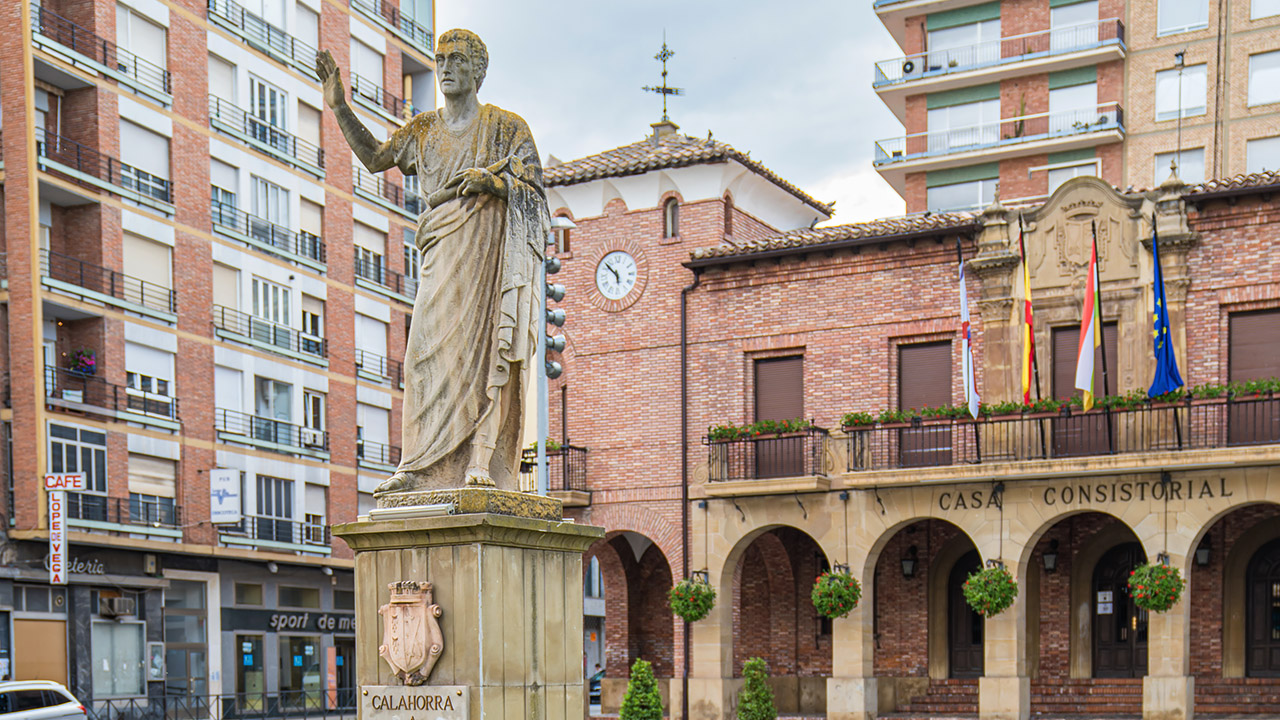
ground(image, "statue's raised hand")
xmin=316 ymin=50 xmax=345 ymax=109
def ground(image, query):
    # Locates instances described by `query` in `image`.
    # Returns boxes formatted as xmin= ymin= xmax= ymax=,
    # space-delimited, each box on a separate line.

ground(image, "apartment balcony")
xmin=37 ymin=132 xmax=174 ymax=215
xmin=215 ymin=408 xmax=330 ymax=459
xmin=354 ymin=252 xmax=417 ymax=304
xmin=218 ymin=513 xmax=331 ymax=555
xmin=353 ymin=165 xmax=425 ymax=219
xmin=30 ymin=5 xmax=172 ymax=106
xmin=206 ymin=0 xmax=319 ymax=80
xmin=44 ymin=366 xmax=180 ymax=431
xmin=354 ymin=349 xmax=403 ymax=387
xmin=876 ymin=0 xmax=996 ymax=48
xmin=704 ymin=428 xmax=831 ymax=496
xmin=349 ymin=0 xmax=433 ymax=55
xmin=874 ymin=20 xmax=1126 ymax=121
xmin=213 ymin=305 xmax=328 ymax=367
xmin=842 ymin=395 xmax=1280 ymax=477
xmin=874 ymin=102 xmax=1124 ymax=195
xmin=351 ymin=74 xmax=416 ymax=124
xmin=208 ymin=95 xmax=324 ymax=178
xmin=357 ymin=439 xmax=402 ymax=472
xmin=519 ymin=445 xmax=589 ymax=506
xmin=66 ymin=492 xmax=182 ymax=540
xmin=41 ymin=249 xmax=178 ymax=323
xmin=211 ymin=200 xmax=326 ymax=272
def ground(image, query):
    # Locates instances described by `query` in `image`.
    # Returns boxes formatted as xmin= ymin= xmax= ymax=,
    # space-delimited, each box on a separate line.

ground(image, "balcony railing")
xmin=355 ymin=349 xmax=403 ymax=386
xmin=707 ymin=428 xmax=829 ymax=482
xmin=85 ymin=691 xmax=358 ymax=720
xmin=212 ymin=200 xmax=326 ymax=266
xmin=350 ymin=0 xmax=433 ymax=53
xmin=66 ymin=492 xmax=179 ymax=528
xmin=874 ymin=20 xmax=1125 ymax=87
xmin=45 ymin=366 xmax=179 ymax=421
xmin=519 ymin=446 xmax=588 ymax=493
xmin=219 ymin=513 xmax=331 ymax=548
xmin=215 ymin=408 xmax=330 ymax=454
xmin=354 ymin=252 xmax=417 ymax=300
xmin=37 ymin=132 xmax=172 ymax=204
xmin=41 ymin=249 xmax=177 ymax=315
xmin=31 ymin=5 xmax=172 ymax=98
xmin=844 ymin=395 xmax=1280 ymax=472
xmin=353 ymin=165 xmax=425 ymax=216
xmin=357 ymin=439 xmax=402 ymax=467
xmin=214 ymin=305 xmax=327 ymax=360
xmin=208 ymin=95 xmax=324 ymax=175
xmin=351 ymin=73 xmax=415 ymax=119
xmin=206 ymin=0 xmax=319 ymax=78
xmin=875 ymin=102 xmax=1124 ymax=165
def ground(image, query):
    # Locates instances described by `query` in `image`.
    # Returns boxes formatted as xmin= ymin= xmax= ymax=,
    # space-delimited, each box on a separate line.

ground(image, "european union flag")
xmin=1148 ymin=220 xmax=1184 ymax=397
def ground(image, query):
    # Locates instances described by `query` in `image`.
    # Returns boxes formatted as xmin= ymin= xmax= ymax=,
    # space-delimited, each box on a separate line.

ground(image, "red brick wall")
xmin=731 ymin=528 xmax=831 ymax=677
xmin=874 ymin=520 xmax=969 ymax=675
xmin=588 ymin=534 xmax=676 ymax=678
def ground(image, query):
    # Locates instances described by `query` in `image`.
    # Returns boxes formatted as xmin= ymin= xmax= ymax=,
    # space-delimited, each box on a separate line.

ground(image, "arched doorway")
xmin=948 ymin=550 xmax=984 ymax=678
xmin=1092 ymin=542 xmax=1148 ymax=678
xmin=1247 ymin=537 xmax=1280 ymax=677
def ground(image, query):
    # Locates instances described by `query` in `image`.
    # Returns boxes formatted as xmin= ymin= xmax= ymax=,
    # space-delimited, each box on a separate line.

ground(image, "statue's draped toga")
xmin=387 ymin=105 xmax=549 ymax=490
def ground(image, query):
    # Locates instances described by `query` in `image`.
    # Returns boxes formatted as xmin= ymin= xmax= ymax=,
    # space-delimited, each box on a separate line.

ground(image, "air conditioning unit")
xmin=100 ymin=596 xmax=136 ymax=617
xmin=301 ymin=428 xmax=325 ymax=448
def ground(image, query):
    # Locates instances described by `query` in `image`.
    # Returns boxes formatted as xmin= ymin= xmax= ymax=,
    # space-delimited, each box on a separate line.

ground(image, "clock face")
xmin=595 ymin=250 xmax=638 ymax=300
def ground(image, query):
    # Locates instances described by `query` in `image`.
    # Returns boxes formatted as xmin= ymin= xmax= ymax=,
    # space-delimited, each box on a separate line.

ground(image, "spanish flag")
xmin=1019 ymin=219 xmax=1036 ymax=405
xmin=1074 ymin=226 xmax=1103 ymax=411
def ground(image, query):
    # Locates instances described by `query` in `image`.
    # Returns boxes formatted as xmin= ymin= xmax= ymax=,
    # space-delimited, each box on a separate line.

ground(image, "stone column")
xmin=978 ymin=557 xmax=1030 ymax=720
xmin=334 ymin=489 xmax=603 ymax=720
xmin=1143 ymin=555 xmax=1194 ymax=720
xmin=826 ymin=572 xmax=877 ymax=720
xmin=969 ymin=201 xmax=1022 ymax=405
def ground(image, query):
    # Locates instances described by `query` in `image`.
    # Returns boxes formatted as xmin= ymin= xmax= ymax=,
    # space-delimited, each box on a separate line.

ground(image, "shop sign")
xmin=362 ymin=685 xmax=467 ymax=720
xmin=49 ymin=490 xmax=66 ymax=585
xmin=222 ymin=607 xmax=355 ymax=634
xmin=209 ymin=469 xmax=242 ymax=524
xmin=44 ymin=473 xmax=85 ymax=491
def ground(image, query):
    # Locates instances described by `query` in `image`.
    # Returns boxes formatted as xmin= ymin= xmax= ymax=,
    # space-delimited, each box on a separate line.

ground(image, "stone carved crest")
xmin=378 ymin=581 xmax=444 ymax=685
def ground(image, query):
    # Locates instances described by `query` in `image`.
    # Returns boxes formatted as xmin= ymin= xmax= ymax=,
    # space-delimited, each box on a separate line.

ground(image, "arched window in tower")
xmin=663 ymin=197 xmax=679 ymax=238
xmin=723 ymin=194 xmax=734 ymax=236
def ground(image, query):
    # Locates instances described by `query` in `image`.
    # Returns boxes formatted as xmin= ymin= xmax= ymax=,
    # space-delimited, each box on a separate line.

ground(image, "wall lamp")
xmin=1195 ymin=537 xmax=1211 ymax=566
xmin=1043 ymin=539 xmax=1060 ymax=573
xmin=901 ymin=545 xmax=918 ymax=578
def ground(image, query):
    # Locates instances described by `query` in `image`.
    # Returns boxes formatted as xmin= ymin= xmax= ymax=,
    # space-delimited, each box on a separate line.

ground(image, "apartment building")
xmin=871 ymin=0 xmax=1280 ymax=212
xmin=0 ymin=0 xmax=433 ymax=708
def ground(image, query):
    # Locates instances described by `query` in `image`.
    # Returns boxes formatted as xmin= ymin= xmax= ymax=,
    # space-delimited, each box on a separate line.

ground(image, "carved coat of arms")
xmin=378 ymin=581 xmax=444 ymax=685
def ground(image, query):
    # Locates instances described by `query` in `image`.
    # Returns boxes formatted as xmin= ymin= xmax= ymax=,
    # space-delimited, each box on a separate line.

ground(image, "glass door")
xmin=248 ymin=76 xmax=289 ymax=154
xmin=235 ymin=635 xmax=265 ymax=711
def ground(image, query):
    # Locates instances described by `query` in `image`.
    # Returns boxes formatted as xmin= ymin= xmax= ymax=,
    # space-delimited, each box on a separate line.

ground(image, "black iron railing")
xmin=66 ymin=492 xmax=180 ymax=528
xmin=354 ymin=349 xmax=403 ymax=385
xmin=37 ymin=132 xmax=172 ymax=203
xmin=45 ymin=366 xmax=179 ymax=420
xmin=357 ymin=439 xmax=401 ymax=467
xmin=520 ymin=446 xmax=588 ymax=492
xmin=707 ymin=428 xmax=829 ymax=482
xmin=208 ymin=94 xmax=324 ymax=171
xmin=214 ymin=305 xmax=327 ymax=359
xmin=349 ymin=0 xmax=432 ymax=52
xmin=215 ymin=408 xmax=329 ymax=454
xmin=353 ymin=165 xmax=424 ymax=216
xmin=351 ymin=73 xmax=415 ymax=119
xmin=354 ymin=251 xmax=417 ymax=298
xmin=31 ymin=5 xmax=172 ymax=96
xmin=206 ymin=0 xmax=320 ymax=76
xmin=212 ymin=200 xmax=327 ymax=264
xmin=41 ymin=249 xmax=177 ymax=314
xmin=220 ymin=514 xmax=331 ymax=547
xmin=843 ymin=395 xmax=1280 ymax=471
xmin=86 ymin=691 xmax=357 ymax=720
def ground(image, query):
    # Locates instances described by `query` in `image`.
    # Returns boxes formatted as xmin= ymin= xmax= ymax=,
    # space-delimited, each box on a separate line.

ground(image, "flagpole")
xmin=1020 ymin=216 xmax=1046 ymax=404
xmin=1019 ymin=215 xmax=1048 ymax=460
xmin=958 ymin=237 xmax=982 ymax=461
xmin=1152 ymin=214 xmax=1185 ymax=450
xmin=1091 ymin=221 xmax=1115 ymax=454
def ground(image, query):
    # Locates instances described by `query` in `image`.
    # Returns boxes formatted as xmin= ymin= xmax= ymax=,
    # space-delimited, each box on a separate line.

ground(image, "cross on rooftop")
xmin=642 ymin=34 xmax=684 ymax=123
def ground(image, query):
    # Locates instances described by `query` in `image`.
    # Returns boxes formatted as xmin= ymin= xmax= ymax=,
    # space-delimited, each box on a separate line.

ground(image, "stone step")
xmin=899 ymin=704 xmax=979 ymax=714
xmin=1195 ymin=705 xmax=1280 ymax=714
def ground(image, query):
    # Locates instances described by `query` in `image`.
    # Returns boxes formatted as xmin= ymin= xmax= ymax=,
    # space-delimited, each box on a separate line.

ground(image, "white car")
xmin=0 ymin=682 xmax=87 ymax=720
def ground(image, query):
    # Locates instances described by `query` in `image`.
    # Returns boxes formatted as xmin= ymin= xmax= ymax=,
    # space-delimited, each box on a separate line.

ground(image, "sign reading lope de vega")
xmin=45 ymin=473 xmax=82 ymax=585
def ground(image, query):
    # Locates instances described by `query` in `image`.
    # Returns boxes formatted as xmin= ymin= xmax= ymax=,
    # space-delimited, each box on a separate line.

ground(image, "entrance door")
xmin=948 ymin=549 xmax=985 ymax=677
xmin=235 ymin=634 xmax=265 ymax=711
xmin=1093 ymin=542 xmax=1148 ymax=677
xmin=334 ymin=638 xmax=355 ymax=707
xmin=1246 ymin=538 xmax=1280 ymax=677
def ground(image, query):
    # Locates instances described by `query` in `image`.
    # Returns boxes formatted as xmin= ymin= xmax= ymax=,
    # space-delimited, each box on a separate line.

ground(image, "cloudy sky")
xmin=436 ymin=1 xmax=908 ymax=225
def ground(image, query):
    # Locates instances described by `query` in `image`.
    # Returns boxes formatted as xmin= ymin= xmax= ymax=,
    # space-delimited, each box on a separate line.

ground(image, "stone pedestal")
xmin=334 ymin=491 xmax=603 ymax=720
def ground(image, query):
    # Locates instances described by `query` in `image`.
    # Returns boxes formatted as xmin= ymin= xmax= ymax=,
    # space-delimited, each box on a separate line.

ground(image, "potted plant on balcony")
xmin=68 ymin=348 xmax=96 ymax=376
xmin=707 ymin=418 xmax=812 ymax=442
xmin=1128 ymin=561 xmax=1184 ymax=613
xmin=811 ymin=568 xmax=862 ymax=619
xmin=669 ymin=573 xmax=716 ymax=622
xmin=962 ymin=561 xmax=1018 ymax=617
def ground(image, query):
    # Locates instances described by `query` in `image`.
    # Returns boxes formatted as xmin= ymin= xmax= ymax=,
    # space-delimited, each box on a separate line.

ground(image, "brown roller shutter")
xmin=898 ymin=342 xmax=951 ymax=411
xmin=755 ymin=356 xmax=803 ymax=422
xmin=1051 ymin=323 xmax=1118 ymax=400
xmin=1229 ymin=310 xmax=1280 ymax=382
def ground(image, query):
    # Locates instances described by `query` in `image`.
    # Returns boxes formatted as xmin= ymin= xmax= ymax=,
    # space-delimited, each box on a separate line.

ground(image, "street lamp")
xmin=537 ymin=216 xmax=577 ymax=495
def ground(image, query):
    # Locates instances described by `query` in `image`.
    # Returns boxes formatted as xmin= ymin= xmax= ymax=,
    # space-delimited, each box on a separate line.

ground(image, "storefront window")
xmin=236 ymin=635 xmax=265 ymax=710
xmin=333 ymin=589 xmax=354 ymax=610
xmin=279 ymin=635 xmax=322 ymax=709
xmin=235 ymin=583 xmax=263 ymax=606
xmin=164 ymin=580 xmax=208 ymax=698
xmin=92 ymin=621 xmax=144 ymax=696
xmin=279 ymin=586 xmax=320 ymax=609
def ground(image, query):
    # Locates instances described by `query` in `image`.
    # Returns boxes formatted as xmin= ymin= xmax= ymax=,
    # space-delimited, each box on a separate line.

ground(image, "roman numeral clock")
xmin=589 ymin=238 xmax=649 ymax=312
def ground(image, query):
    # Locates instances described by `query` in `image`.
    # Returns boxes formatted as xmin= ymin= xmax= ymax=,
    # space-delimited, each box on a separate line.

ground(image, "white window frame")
xmin=1154 ymin=148 xmax=1205 ymax=183
xmin=927 ymin=98 xmax=1000 ymax=153
xmin=926 ymin=177 xmax=998 ymax=212
xmin=1246 ymin=135 xmax=1280 ymax=173
xmin=1155 ymin=64 xmax=1207 ymax=121
xmin=1047 ymin=159 xmax=1100 ymax=194
xmin=1157 ymin=0 xmax=1209 ymax=35
xmin=1248 ymin=50 xmax=1280 ymax=107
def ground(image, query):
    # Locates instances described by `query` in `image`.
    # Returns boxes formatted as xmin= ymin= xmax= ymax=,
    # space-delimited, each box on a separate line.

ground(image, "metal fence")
xmin=354 ymin=349 xmax=403 ymax=385
xmin=357 ymin=439 xmax=402 ymax=467
xmin=206 ymin=0 xmax=320 ymax=76
xmin=208 ymin=94 xmax=324 ymax=171
xmin=212 ymin=200 xmax=326 ymax=264
xmin=45 ymin=366 xmax=179 ymax=420
xmin=353 ymin=165 xmax=425 ymax=216
xmin=41 ymin=249 xmax=176 ymax=314
xmin=66 ymin=491 xmax=180 ymax=528
xmin=32 ymin=5 xmax=172 ymax=95
xmin=214 ymin=305 xmax=327 ymax=359
xmin=37 ymin=132 xmax=172 ymax=203
xmin=349 ymin=0 xmax=432 ymax=51
xmin=519 ymin=446 xmax=588 ymax=492
xmin=215 ymin=408 xmax=329 ymax=454
xmin=351 ymin=73 xmax=415 ymax=119
xmin=219 ymin=514 xmax=331 ymax=547
xmin=87 ymin=690 xmax=356 ymax=720
xmin=707 ymin=428 xmax=829 ymax=482
xmin=354 ymin=251 xmax=417 ymax=298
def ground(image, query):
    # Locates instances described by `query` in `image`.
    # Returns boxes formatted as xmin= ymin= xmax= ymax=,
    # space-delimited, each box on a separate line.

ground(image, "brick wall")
xmin=731 ymin=528 xmax=832 ymax=677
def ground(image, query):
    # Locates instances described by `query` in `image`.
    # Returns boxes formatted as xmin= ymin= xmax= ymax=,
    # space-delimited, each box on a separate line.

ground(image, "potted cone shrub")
xmin=619 ymin=658 xmax=663 ymax=720
xmin=737 ymin=657 xmax=776 ymax=720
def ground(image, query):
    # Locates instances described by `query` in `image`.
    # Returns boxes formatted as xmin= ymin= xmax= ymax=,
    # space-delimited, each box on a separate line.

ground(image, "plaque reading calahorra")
xmin=362 ymin=685 xmax=467 ymax=720
xmin=378 ymin=581 xmax=444 ymax=685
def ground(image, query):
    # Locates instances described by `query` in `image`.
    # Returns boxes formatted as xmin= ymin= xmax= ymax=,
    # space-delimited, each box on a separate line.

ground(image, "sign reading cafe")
xmin=937 ymin=476 xmax=1234 ymax=512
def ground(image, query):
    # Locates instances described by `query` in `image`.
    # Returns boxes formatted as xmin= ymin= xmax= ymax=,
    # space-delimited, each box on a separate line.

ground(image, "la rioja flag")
xmin=1074 ymin=229 xmax=1103 ymax=411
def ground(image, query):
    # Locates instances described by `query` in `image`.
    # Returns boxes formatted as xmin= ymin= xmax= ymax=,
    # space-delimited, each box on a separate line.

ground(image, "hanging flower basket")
xmin=810 ymin=569 xmax=862 ymax=619
xmin=1128 ymin=562 xmax=1185 ymax=613
xmin=962 ymin=563 xmax=1019 ymax=617
xmin=669 ymin=575 xmax=716 ymax=622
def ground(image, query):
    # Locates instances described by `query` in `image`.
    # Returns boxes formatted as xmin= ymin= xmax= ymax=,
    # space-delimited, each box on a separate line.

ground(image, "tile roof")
xmin=1186 ymin=169 xmax=1280 ymax=196
xmin=688 ymin=211 xmax=980 ymax=263
xmin=543 ymin=132 xmax=833 ymax=215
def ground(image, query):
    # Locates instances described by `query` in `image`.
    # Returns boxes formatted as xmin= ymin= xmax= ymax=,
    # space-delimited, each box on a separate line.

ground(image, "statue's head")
xmin=436 ymin=29 xmax=489 ymax=95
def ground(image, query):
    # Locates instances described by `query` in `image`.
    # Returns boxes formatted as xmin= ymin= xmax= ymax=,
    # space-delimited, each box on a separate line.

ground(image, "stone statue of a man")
xmin=317 ymin=30 xmax=549 ymax=494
